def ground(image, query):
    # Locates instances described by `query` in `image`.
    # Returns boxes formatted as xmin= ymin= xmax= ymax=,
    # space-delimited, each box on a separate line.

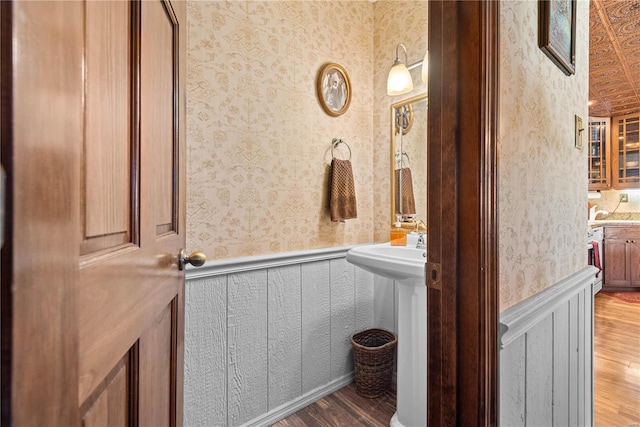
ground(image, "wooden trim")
xmin=160 ymin=0 xmax=180 ymax=236
xmin=170 ymin=297 xmax=178 ymax=427
xmin=171 ymin=1 xmax=187 ymax=425
xmin=129 ymin=342 xmax=140 ymax=427
xmin=0 ymin=1 xmax=14 ymax=423
xmin=427 ymin=1 xmax=499 ymax=424
xmin=131 ymin=0 xmax=142 ymax=248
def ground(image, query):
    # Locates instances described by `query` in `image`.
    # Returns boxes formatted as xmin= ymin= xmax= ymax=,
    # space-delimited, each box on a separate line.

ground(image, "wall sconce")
xmin=387 ymin=43 xmax=428 ymax=96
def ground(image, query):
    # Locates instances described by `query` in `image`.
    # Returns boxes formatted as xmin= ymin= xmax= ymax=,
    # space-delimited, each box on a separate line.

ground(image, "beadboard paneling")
xmin=355 ymin=268 xmax=374 ymax=331
xmin=499 ymin=267 xmax=596 ymax=426
xmin=184 ymin=247 xmax=376 ymax=426
xmin=228 ymin=270 xmax=269 ymax=426
xmin=268 ymin=265 xmax=302 ymax=410
xmin=552 ymin=303 xmax=570 ymax=425
xmin=525 ymin=316 xmax=553 ymax=427
xmin=301 ymin=261 xmax=332 ymax=394
xmin=330 ymin=258 xmax=357 ymax=380
xmin=184 ymin=275 xmax=227 ymax=427
xmin=500 ymin=335 xmax=525 ymax=425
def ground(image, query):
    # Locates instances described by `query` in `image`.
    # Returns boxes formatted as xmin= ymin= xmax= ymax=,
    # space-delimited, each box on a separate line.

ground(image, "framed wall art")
xmin=538 ymin=0 xmax=576 ymax=76
xmin=317 ymin=63 xmax=351 ymax=117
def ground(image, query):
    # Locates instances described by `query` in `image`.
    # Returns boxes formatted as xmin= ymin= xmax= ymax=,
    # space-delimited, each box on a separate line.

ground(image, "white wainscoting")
xmin=499 ymin=266 xmax=598 ymax=426
xmin=183 ymin=246 xmax=377 ymax=427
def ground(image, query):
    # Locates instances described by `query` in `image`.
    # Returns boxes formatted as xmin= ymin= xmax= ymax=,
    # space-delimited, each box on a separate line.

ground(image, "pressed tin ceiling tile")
xmin=589 ymin=0 xmax=640 ymax=117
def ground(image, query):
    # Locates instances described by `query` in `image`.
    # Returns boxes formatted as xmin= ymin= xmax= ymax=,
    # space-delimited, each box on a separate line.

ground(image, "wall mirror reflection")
xmin=390 ymin=95 xmax=428 ymax=229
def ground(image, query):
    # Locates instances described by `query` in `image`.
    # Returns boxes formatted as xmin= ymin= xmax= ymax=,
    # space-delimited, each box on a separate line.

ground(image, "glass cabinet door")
xmin=588 ymin=117 xmax=610 ymax=190
xmin=613 ymin=113 xmax=640 ymax=188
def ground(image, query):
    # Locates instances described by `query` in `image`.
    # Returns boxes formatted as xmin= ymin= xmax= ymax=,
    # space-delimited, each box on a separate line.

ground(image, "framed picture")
xmin=538 ymin=0 xmax=576 ymax=76
xmin=317 ymin=63 xmax=351 ymax=117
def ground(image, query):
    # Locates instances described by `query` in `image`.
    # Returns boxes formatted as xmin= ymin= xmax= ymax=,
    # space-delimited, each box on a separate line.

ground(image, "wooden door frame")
xmin=427 ymin=1 xmax=499 ymax=425
xmin=1 ymin=1 xmax=187 ymax=425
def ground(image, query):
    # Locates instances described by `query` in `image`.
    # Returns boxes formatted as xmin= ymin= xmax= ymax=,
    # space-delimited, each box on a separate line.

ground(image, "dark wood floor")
xmin=271 ymin=383 xmax=396 ymax=427
xmin=275 ymin=293 xmax=640 ymax=427
xmin=594 ymin=292 xmax=640 ymax=426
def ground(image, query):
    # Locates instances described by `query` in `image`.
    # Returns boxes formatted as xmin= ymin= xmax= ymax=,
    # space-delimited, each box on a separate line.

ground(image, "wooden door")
xmin=603 ymin=238 xmax=629 ymax=287
xmin=1 ymin=1 xmax=188 ymax=425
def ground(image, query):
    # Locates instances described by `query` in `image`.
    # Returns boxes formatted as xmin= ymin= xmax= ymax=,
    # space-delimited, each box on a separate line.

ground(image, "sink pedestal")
xmin=390 ymin=281 xmax=427 ymax=427
xmin=344 ymin=243 xmax=427 ymax=427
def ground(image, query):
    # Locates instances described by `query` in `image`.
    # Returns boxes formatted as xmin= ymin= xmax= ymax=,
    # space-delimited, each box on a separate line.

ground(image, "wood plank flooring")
xmin=271 ymin=383 xmax=396 ymax=427
xmin=594 ymin=292 xmax=640 ymax=427
xmin=275 ymin=293 xmax=640 ymax=427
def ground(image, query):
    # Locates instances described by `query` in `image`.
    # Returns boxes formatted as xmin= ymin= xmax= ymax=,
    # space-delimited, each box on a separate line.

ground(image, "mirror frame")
xmin=390 ymin=94 xmax=428 ymax=230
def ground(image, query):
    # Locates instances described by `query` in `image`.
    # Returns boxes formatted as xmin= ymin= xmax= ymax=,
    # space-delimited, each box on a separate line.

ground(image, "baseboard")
xmin=240 ymin=374 xmax=354 ymax=427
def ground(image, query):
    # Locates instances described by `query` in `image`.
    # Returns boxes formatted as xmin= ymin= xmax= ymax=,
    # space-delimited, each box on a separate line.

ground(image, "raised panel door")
xmin=603 ymin=238 xmax=630 ymax=287
xmin=4 ymin=1 xmax=188 ymax=425
xmin=78 ymin=1 xmax=186 ymax=425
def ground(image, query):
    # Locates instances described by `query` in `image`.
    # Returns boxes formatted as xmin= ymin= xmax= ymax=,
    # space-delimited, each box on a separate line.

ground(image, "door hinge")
xmin=426 ymin=262 xmax=442 ymax=290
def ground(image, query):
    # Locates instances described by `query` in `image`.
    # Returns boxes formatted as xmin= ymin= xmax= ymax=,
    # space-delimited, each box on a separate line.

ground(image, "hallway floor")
xmin=594 ymin=292 xmax=640 ymax=426
xmin=274 ymin=292 xmax=640 ymax=426
xmin=272 ymin=383 xmax=396 ymax=427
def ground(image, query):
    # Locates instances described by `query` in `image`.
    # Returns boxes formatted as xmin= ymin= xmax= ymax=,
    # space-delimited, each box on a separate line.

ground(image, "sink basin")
xmin=345 ymin=243 xmax=425 ymax=285
xmin=346 ymin=243 xmax=427 ymax=427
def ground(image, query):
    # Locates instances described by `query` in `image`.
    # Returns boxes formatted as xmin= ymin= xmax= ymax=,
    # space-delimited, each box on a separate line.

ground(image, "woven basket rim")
xmin=351 ymin=328 xmax=397 ymax=351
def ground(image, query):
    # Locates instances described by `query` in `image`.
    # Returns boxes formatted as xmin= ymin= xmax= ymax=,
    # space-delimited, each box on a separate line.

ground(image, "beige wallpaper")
xmin=499 ymin=0 xmax=590 ymax=310
xmin=186 ymin=1 xmax=426 ymax=259
xmin=186 ymin=1 xmax=376 ymax=259
xmin=372 ymin=0 xmax=428 ymax=242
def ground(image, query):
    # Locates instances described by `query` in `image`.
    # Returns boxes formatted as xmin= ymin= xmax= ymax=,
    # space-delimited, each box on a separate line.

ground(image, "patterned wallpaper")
xmin=372 ymin=0 xmax=428 ymax=242
xmin=186 ymin=1 xmax=426 ymax=259
xmin=499 ymin=0 xmax=590 ymax=310
xmin=186 ymin=1 xmax=375 ymax=258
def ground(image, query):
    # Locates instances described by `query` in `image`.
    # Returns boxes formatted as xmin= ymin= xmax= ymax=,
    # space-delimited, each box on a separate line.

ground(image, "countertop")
xmin=589 ymin=220 xmax=640 ymax=228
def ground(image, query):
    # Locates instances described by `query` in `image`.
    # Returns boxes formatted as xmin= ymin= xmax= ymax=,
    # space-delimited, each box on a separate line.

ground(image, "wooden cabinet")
xmin=611 ymin=113 xmax=640 ymax=189
xmin=603 ymin=226 xmax=640 ymax=290
xmin=588 ymin=117 xmax=611 ymax=190
xmin=588 ymin=113 xmax=640 ymax=190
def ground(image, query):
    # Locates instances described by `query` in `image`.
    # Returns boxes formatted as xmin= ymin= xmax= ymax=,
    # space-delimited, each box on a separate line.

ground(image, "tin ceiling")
xmin=589 ymin=0 xmax=640 ymax=118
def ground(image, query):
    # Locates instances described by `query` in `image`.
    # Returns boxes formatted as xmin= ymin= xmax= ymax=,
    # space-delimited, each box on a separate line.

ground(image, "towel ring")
xmin=395 ymin=151 xmax=410 ymax=168
xmin=332 ymin=138 xmax=352 ymax=160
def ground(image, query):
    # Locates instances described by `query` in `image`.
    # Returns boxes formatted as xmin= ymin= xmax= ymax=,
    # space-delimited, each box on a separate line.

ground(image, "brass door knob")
xmin=178 ymin=249 xmax=207 ymax=270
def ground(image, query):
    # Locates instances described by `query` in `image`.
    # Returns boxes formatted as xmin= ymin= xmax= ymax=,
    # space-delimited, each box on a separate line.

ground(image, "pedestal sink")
xmin=346 ymin=243 xmax=427 ymax=427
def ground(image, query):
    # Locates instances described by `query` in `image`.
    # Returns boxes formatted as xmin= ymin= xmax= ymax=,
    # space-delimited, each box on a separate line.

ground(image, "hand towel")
xmin=330 ymin=158 xmax=357 ymax=222
xmin=395 ymin=167 xmax=416 ymax=215
xmin=592 ymin=241 xmax=601 ymax=277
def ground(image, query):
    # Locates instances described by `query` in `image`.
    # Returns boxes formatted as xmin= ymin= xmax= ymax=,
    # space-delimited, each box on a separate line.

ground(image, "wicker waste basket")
xmin=351 ymin=328 xmax=397 ymax=398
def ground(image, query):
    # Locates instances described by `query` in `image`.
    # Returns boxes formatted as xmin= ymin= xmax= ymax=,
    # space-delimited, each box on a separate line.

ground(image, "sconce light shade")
xmin=421 ymin=51 xmax=428 ymax=84
xmin=387 ymin=60 xmax=413 ymax=96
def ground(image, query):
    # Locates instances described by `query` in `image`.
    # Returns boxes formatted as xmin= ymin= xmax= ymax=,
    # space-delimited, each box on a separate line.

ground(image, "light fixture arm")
xmin=395 ymin=43 xmax=409 ymax=66
xmin=396 ymin=43 xmax=424 ymax=71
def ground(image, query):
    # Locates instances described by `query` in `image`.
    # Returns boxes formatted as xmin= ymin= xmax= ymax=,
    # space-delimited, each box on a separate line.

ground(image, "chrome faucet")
xmin=414 ymin=220 xmax=426 ymax=249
